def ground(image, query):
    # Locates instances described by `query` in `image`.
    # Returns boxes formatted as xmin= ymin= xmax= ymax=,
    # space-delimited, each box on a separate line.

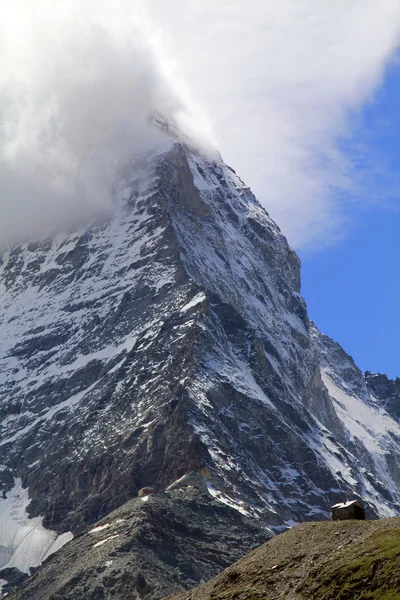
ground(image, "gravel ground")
xmin=166 ymin=518 xmax=400 ymax=600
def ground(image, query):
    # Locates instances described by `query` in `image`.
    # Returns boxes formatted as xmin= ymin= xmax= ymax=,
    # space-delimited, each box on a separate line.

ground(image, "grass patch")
xmin=305 ymin=529 xmax=400 ymax=600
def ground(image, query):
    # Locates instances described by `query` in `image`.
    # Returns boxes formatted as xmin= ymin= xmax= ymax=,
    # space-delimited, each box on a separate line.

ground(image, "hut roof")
xmin=331 ymin=500 xmax=363 ymax=509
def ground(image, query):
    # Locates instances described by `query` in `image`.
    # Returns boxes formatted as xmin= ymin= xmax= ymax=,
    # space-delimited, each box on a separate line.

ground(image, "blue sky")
xmin=147 ymin=0 xmax=400 ymax=249
xmin=301 ymin=62 xmax=400 ymax=379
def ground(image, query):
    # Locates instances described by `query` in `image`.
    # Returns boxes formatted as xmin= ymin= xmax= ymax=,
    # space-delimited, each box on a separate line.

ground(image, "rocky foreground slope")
xmin=1 ymin=127 xmax=400 ymax=595
xmin=7 ymin=480 xmax=267 ymax=600
xmin=168 ymin=518 xmax=400 ymax=600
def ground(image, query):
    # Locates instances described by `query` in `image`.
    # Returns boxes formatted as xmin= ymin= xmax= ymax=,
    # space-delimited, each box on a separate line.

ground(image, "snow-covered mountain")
xmin=0 ymin=129 xmax=399 ymax=594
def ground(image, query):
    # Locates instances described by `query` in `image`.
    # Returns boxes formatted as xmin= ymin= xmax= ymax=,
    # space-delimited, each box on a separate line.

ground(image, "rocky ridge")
xmin=8 ymin=480 xmax=267 ymax=600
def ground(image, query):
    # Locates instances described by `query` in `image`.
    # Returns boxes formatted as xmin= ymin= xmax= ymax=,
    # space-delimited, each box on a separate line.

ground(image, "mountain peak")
xmin=1 ymin=143 xmax=400 ymax=595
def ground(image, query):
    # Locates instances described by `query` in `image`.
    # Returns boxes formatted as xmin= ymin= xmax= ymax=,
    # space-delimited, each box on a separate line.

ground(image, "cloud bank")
xmin=0 ymin=1 xmax=192 ymax=245
xmin=146 ymin=0 xmax=400 ymax=249
xmin=1 ymin=1 xmax=400 ymax=249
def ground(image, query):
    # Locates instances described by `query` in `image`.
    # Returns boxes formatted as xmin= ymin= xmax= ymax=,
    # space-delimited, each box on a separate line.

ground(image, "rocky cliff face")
xmin=365 ymin=371 xmax=400 ymax=422
xmin=0 ymin=131 xmax=399 ymax=595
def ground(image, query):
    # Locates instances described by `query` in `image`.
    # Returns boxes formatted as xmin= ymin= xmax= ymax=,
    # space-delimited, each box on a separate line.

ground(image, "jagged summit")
xmin=0 ymin=136 xmax=400 ymax=593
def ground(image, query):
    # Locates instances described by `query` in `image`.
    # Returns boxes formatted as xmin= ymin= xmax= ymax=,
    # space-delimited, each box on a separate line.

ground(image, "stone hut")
xmin=331 ymin=500 xmax=365 ymax=521
xmin=138 ymin=487 xmax=156 ymax=498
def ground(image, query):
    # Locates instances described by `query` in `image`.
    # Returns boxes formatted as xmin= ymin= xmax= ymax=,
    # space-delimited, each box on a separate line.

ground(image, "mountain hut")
xmin=331 ymin=500 xmax=365 ymax=521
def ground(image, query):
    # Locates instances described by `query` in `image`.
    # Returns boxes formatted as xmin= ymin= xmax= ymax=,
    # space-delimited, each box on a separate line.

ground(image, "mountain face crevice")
xmin=0 ymin=135 xmax=400 ymax=591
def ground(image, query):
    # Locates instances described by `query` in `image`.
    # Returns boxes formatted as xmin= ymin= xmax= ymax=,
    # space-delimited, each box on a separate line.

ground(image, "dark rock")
xmin=0 ymin=568 xmax=29 ymax=594
xmin=7 ymin=488 xmax=268 ymax=600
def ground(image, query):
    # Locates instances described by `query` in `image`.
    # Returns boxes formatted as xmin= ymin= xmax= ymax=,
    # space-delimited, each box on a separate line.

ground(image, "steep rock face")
xmin=0 ymin=133 xmax=400 ymax=586
xmin=312 ymin=327 xmax=400 ymax=512
xmin=0 ymin=138 xmax=318 ymax=536
xmin=366 ymin=372 xmax=400 ymax=422
xmin=0 ymin=145 xmax=209 ymax=534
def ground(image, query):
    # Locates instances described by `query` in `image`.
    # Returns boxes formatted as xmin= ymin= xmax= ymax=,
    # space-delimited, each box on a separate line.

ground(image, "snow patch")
xmin=88 ymin=524 xmax=110 ymax=534
xmin=321 ymin=368 xmax=400 ymax=515
xmin=322 ymin=369 xmax=398 ymax=455
xmin=206 ymin=483 xmax=251 ymax=517
xmin=0 ymin=479 xmax=73 ymax=574
xmin=93 ymin=534 xmax=119 ymax=549
xmin=285 ymin=519 xmax=298 ymax=528
xmin=166 ymin=474 xmax=188 ymax=490
xmin=0 ymin=382 xmax=98 ymax=447
xmin=180 ymin=293 xmax=206 ymax=313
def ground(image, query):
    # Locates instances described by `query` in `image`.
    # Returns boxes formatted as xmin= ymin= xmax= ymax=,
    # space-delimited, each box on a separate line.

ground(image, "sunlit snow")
xmin=0 ymin=479 xmax=73 ymax=574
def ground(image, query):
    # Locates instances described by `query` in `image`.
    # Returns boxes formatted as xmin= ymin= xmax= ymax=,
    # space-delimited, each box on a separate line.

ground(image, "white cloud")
xmin=0 ymin=0 xmax=189 ymax=245
xmin=0 ymin=1 xmax=399 ymax=249
xmin=146 ymin=0 xmax=400 ymax=249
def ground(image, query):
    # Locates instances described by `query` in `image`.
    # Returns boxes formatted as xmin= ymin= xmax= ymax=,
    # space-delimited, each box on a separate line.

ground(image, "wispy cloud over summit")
xmin=0 ymin=1 xmax=193 ymax=245
xmin=0 ymin=1 xmax=399 ymax=248
xmin=147 ymin=0 xmax=400 ymax=248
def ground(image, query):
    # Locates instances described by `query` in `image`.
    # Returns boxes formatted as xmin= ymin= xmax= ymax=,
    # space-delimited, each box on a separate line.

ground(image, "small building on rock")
xmin=138 ymin=487 xmax=156 ymax=498
xmin=331 ymin=500 xmax=365 ymax=521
